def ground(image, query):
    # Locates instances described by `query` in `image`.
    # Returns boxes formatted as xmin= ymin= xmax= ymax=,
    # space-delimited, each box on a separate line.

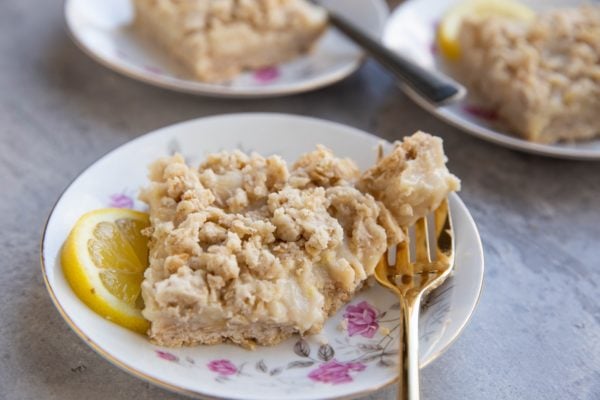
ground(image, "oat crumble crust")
xmin=139 ymin=132 xmax=459 ymax=348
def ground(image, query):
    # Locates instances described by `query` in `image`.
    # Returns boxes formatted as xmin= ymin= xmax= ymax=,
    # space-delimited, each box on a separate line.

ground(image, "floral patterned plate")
xmin=41 ymin=114 xmax=484 ymax=400
xmin=383 ymin=0 xmax=600 ymax=160
xmin=64 ymin=0 xmax=388 ymax=98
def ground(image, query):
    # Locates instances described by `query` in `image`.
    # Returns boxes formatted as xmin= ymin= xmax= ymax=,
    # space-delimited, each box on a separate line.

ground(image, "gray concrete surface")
xmin=1 ymin=1 xmax=599 ymax=399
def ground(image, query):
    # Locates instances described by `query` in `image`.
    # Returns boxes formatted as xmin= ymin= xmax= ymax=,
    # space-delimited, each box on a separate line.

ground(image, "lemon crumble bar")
xmin=139 ymin=132 xmax=459 ymax=348
xmin=457 ymin=6 xmax=600 ymax=143
xmin=133 ymin=0 xmax=327 ymax=82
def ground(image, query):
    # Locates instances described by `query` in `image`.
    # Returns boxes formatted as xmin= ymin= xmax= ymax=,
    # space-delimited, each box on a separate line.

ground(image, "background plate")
xmin=65 ymin=0 xmax=388 ymax=98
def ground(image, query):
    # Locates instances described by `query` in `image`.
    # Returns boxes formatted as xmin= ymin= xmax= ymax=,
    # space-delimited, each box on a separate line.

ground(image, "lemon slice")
xmin=437 ymin=0 xmax=535 ymax=60
xmin=61 ymin=208 xmax=150 ymax=333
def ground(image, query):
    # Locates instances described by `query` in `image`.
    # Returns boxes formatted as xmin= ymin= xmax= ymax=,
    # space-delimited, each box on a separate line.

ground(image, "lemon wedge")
xmin=61 ymin=208 xmax=150 ymax=333
xmin=437 ymin=0 xmax=535 ymax=60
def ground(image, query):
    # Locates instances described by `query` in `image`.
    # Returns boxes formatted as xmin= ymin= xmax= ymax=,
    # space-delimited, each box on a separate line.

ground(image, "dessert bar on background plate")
xmin=132 ymin=0 xmax=328 ymax=83
xmin=456 ymin=6 xmax=599 ymax=143
xmin=383 ymin=0 xmax=600 ymax=160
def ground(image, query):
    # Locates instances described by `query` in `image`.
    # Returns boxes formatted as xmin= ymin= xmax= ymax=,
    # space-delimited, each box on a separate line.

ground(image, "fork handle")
xmin=326 ymin=10 xmax=466 ymax=105
xmin=399 ymin=294 xmax=422 ymax=400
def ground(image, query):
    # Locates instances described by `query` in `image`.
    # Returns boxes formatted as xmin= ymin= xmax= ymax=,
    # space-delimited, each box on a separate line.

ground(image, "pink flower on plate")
xmin=308 ymin=360 xmax=366 ymax=384
xmin=207 ymin=359 xmax=238 ymax=376
xmin=462 ymin=105 xmax=499 ymax=121
xmin=343 ymin=301 xmax=379 ymax=338
xmin=430 ymin=41 xmax=438 ymax=55
xmin=109 ymin=193 xmax=134 ymax=209
xmin=253 ymin=66 xmax=280 ymax=83
xmin=156 ymin=350 xmax=178 ymax=362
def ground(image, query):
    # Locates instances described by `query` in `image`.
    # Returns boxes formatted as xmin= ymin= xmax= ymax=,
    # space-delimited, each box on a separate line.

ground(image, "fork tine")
xmin=375 ymin=251 xmax=391 ymax=281
xmin=376 ymin=250 xmax=389 ymax=273
xmin=414 ymin=217 xmax=430 ymax=263
xmin=434 ymin=199 xmax=453 ymax=262
xmin=375 ymin=250 xmax=404 ymax=295
xmin=395 ymin=227 xmax=410 ymax=275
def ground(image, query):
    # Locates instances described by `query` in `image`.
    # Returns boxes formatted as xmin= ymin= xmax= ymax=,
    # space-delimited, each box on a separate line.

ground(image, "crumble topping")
xmin=358 ymin=132 xmax=461 ymax=228
xmin=140 ymin=132 xmax=459 ymax=348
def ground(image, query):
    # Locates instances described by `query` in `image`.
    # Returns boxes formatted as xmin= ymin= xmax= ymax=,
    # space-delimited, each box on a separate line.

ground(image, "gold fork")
xmin=374 ymin=198 xmax=455 ymax=400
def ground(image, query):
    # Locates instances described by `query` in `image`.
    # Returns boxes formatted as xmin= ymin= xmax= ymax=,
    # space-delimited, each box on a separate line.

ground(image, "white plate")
xmin=41 ymin=114 xmax=484 ymax=400
xmin=383 ymin=0 xmax=600 ymax=160
xmin=64 ymin=0 xmax=388 ymax=98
